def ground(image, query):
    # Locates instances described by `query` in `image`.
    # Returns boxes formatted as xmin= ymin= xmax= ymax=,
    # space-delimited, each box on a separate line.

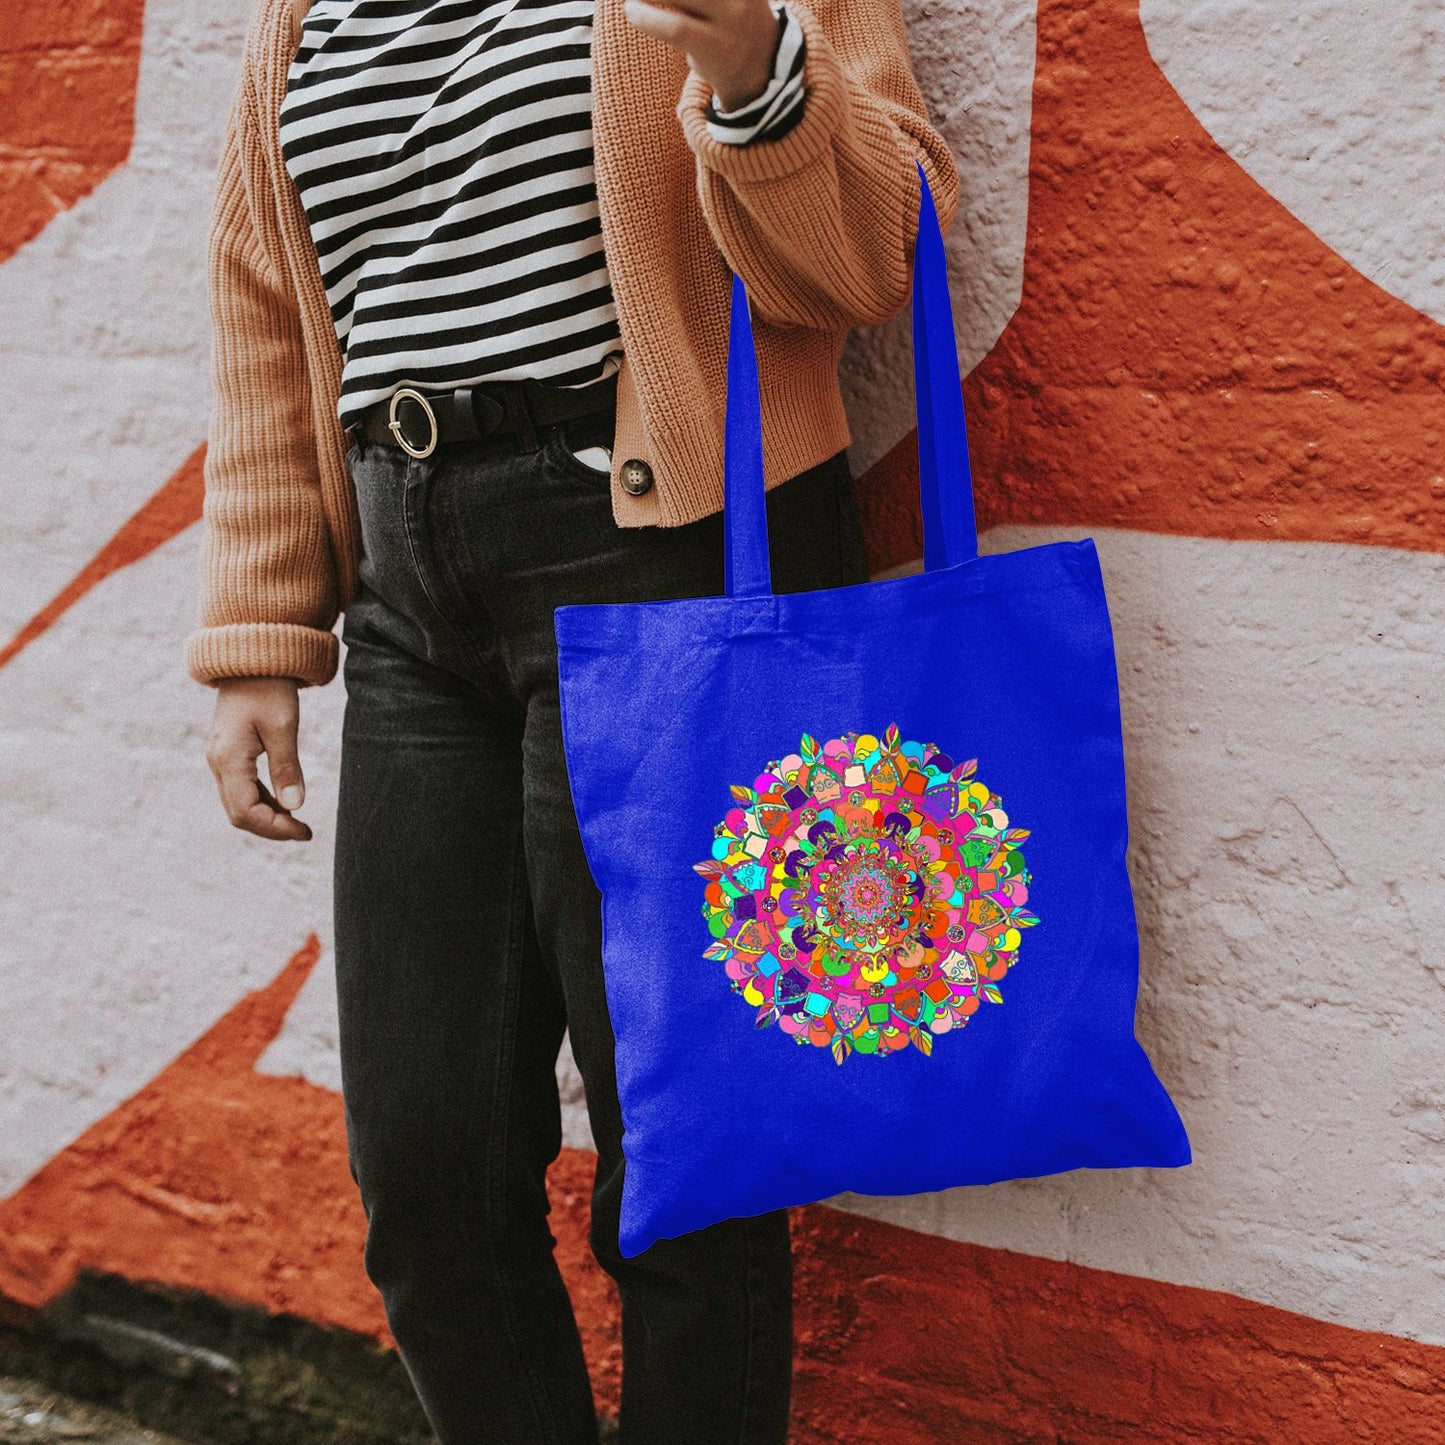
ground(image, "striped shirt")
xmin=278 ymin=0 xmax=808 ymax=430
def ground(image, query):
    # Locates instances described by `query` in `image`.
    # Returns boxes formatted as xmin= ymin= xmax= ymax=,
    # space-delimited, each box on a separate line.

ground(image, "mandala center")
xmin=808 ymin=835 xmax=920 ymax=954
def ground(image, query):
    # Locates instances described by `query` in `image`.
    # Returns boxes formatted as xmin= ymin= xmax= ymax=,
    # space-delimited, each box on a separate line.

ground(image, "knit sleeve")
xmin=183 ymin=75 xmax=342 ymax=690
xmin=673 ymin=0 xmax=961 ymax=331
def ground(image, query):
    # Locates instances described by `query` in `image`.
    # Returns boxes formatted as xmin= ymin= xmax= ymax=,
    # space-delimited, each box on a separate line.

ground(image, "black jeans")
xmin=332 ymin=404 xmax=870 ymax=1444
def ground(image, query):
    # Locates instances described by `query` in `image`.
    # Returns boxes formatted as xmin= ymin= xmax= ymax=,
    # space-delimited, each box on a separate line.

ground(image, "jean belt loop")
xmin=505 ymin=384 xmax=540 ymax=454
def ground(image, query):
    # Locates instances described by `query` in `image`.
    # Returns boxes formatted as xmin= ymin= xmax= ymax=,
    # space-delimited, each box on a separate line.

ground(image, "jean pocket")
xmin=544 ymin=422 xmax=614 ymax=486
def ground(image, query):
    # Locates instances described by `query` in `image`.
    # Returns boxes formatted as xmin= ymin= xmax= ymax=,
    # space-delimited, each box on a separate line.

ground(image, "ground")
xmin=0 ymin=1376 xmax=190 ymax=1445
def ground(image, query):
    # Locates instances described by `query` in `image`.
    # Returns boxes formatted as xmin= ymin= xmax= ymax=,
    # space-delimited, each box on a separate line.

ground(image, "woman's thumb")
xmin=260 ymin=718 xmax=305 ymax=811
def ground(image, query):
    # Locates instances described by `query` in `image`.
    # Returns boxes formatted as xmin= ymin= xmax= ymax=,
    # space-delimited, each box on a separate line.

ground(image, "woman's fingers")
xmin=623 ymin=0 xmax=780 ymax=110
xmin=259 ymin=708 xmax=306 ymax=815
xmin=624 ymin=0 xmax=705 ymax=49
xmin=213 ymin=741 xmax=310 ymax=841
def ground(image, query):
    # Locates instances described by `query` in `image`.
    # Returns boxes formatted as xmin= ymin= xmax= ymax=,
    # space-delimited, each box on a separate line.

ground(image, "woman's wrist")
xmin=708 ymin=3 xmax=788 ymax=111
xmin=702 ymin=2 xmax=806 ymax=147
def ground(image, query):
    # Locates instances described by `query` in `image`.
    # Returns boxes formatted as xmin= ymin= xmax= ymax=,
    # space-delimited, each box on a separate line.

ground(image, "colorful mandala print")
xmin=695 ymin=724 xmax=1037 ymax=1064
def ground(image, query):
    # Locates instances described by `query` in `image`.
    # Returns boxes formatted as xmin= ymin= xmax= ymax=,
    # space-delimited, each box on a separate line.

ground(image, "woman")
xmin=189 ymin=0 xmax=959 ymax=1439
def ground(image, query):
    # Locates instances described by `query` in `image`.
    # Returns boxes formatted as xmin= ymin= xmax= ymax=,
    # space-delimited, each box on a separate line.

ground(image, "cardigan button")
xmin=620 ymin=458 xmax=654 ymax=496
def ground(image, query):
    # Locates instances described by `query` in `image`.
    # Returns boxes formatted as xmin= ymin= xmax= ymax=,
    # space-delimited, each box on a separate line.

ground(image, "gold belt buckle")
xmin=387 ymin=387 xmax=439 ymax=459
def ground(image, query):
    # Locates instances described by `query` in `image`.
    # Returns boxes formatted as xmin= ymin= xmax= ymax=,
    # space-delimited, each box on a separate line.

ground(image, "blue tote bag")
xmin=555 ymin=163 xmax=1191 ymax=1259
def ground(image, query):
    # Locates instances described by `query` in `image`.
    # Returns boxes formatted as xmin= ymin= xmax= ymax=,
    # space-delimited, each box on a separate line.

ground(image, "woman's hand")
xmin=624 ymin=0 xmax=783 ymax=111
xmin=206 ymin=677 xmax=313 ymax=842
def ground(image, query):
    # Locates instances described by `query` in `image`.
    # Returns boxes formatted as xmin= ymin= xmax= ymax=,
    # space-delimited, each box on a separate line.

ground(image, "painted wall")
xmin=1 ymin=0 xmax=1441 ymax=1439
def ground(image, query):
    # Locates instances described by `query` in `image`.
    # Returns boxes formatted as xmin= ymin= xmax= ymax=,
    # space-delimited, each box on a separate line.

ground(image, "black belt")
xmin=352 ymin=372 xmax=617 ymax=459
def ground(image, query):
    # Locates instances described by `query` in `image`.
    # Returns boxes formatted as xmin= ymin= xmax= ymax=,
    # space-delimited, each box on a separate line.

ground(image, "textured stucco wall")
xmin=2 ymin=0 xmax=1442 ymax=1433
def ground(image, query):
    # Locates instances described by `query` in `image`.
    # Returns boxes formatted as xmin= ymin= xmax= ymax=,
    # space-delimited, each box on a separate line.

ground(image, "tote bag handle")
xmin=724 ymin=160 xmax=979 ymax=599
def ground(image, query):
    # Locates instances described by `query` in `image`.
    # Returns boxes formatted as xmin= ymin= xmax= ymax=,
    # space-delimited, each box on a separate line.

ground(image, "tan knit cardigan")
xmin=185 ymin=0 xmax=961 ymax=689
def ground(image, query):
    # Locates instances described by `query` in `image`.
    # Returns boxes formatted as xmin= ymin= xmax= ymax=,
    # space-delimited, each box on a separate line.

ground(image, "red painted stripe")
xmin=0 ymin=0 xmax=146 ymax=263
xmin=791 ymin=1207 xmax=1445 ymax=1442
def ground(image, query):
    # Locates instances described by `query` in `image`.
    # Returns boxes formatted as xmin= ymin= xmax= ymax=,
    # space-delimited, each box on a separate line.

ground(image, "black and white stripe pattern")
xmin=278 ymin=0 xmax=809 ymax=430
